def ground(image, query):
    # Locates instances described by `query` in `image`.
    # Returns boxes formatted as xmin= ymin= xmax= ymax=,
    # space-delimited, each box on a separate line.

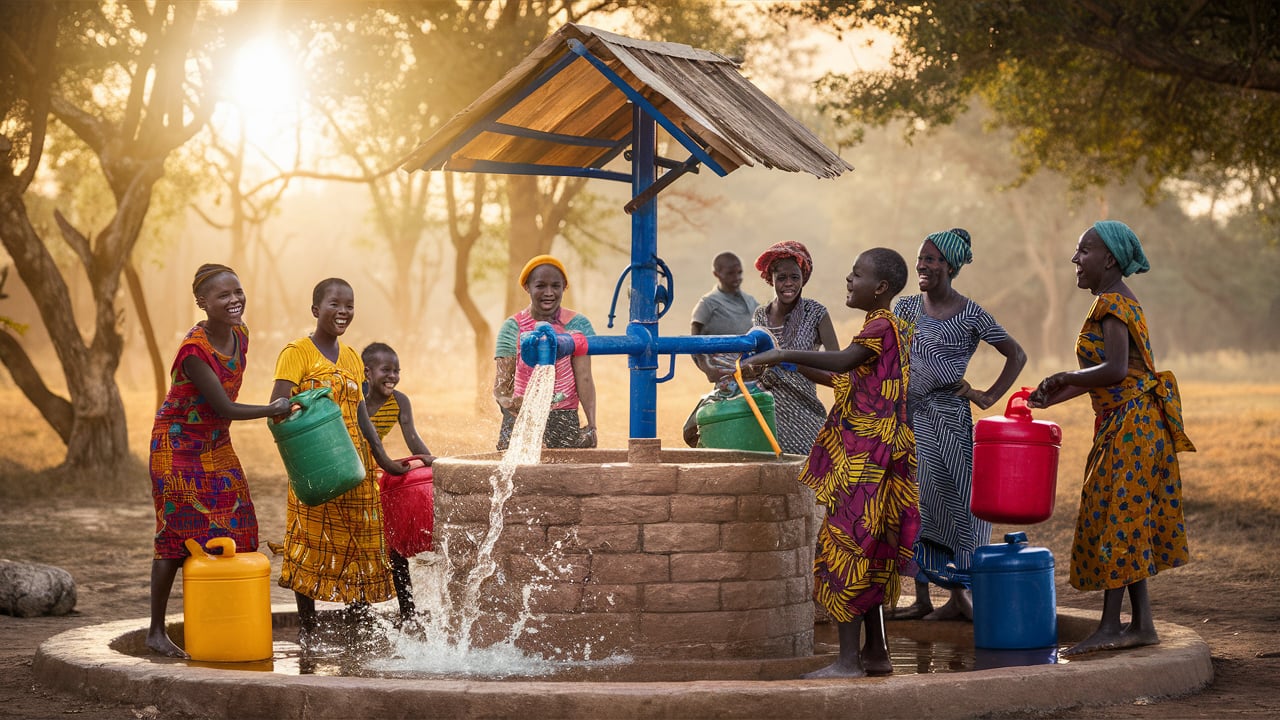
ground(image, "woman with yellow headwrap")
xmin=1029 ymin=221 xmax=1193 ymax=656
xmin=493 ymin=255 xmax=598 ymax=450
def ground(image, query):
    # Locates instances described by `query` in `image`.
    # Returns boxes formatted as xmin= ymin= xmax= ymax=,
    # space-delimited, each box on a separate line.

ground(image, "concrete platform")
xmin=33 ymin=607 xmax=1211 ymax=719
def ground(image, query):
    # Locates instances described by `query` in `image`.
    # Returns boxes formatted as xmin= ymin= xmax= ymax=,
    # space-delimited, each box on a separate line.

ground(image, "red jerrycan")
xmin=378 ymin=458 xmax=434 ymax=557
xmin=971 ymin=387 xmax=1062 ymax=524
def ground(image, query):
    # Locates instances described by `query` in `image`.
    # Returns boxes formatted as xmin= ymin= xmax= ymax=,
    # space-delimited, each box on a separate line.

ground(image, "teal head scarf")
xmin=1092 ymin=220 xmax=1149 ymax=277
xmin=926 ymin=228 xmax=973 ymax=278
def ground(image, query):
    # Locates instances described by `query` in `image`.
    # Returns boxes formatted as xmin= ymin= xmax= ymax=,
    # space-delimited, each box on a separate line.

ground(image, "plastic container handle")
xmin=734 ymin=358 xmax=782 ymax=456
xmin=1005 ymin=387 xmax=1034 ymax=420
xmin=184 ymin=536 xmax=237 ymax=558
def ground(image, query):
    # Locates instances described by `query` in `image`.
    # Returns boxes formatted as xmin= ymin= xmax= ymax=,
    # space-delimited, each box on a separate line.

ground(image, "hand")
xmin=742 ymin=350 xmax=781 ymax=370
xmin=385 ymin=459 xmax=412 ymax=475
xmin=952 ymin=379 xmax=972 ymax=401
xmin=266 ymin=397 xmax=294 ymax=417
xmin=1027 ymin=373 xmax=1065 ymax=409
xmin=410 ymin=454 xmax=435 ymax=468
xmin=577 ymin=426 xmax=597 ymax=448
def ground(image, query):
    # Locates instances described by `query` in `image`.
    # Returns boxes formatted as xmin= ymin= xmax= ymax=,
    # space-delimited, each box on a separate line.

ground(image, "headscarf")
xmin=1092 ymin=220 xmax=1149 ymax=277
xmin=192 ymin=263 xmax=236 ymax=298
xmin=519 ymin=255 xmax=569 ymax=287
xmin=754 ymin=241 xmax=813 ymax=286
xmin=926 ymin=228 xmax=972 ymax=278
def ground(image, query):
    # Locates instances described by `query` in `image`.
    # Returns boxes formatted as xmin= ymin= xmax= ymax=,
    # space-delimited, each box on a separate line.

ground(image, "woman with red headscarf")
xmin=751 ymin=241 xmax=840 ymax=454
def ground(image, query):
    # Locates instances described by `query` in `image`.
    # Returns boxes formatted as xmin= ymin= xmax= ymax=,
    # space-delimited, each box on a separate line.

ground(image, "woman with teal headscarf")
xmin=1028 ymin=221 xmax=1193 ymax=656
xmin=890 ymin=228 xmax=1027 ymax=621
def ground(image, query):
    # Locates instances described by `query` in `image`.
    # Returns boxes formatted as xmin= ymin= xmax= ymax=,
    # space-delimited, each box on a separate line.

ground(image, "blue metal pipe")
xmin=518 ymin=322 xmax=774 ymax=375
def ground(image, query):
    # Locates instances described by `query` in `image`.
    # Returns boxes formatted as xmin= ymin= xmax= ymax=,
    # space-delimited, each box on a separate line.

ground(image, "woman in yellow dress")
xmin=271 ymin=278 xmax=410 ymax=647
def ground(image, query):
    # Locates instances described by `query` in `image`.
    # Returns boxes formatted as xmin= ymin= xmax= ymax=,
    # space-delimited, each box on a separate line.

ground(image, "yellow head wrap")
xmin=519 ymin=255 xmax=569 ymax=288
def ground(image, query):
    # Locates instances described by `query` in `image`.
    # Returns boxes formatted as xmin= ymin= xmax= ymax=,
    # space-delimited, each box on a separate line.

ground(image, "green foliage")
xmin=785 ymin=0 xmax=1280 ymax=221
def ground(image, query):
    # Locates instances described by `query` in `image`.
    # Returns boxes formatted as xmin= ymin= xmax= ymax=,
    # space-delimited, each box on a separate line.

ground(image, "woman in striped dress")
xmin=751 ymin=241 xmax=840 ymax=455
xmin=891 ymin=229 xmax=1026 ymax=621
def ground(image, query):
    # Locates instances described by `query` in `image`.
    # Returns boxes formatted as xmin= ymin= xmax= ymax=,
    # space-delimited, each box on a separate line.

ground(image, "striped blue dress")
xmin=893 ymin=294 xmax=1009 ymax=587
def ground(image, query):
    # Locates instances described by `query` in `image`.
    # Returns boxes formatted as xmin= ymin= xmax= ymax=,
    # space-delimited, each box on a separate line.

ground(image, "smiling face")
xmin=196 ymin=272 xmax=246 ymax=328
xmin=524 ymin=264 xmax=566 ymax=320
xmin=845 ymin=253 xmax=883 ymax=311
xmin=1071 ymin=228 xmax=1117 ymax=293
xmin=312 ymin=282 xmax=355 ymax=337
xmin=915 ymin=239 xmax=952 ymax=293
xmin=769 ymin=257 xmax=805 ymax=305
xmin=364 ymin=350 xmax=400 ymax=397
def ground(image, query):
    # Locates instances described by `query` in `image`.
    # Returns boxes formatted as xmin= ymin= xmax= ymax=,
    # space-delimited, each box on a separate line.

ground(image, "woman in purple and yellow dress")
xmin=1029 ymin=221 xmax=1194 ymax=656
xmin=746 ymin=248 xmax=920 ymax=679
xmin=148 ymin=264 xmax=292 ymax=658
xmin=270 ymin=278 xmax=410 ymax=647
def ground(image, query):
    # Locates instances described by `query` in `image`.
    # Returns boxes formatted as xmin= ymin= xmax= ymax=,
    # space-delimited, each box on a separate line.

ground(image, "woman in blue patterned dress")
xmin=1029 ymin=221 xmax=1193 ymax=656
xmin=751 ymin=241 xmax=840 ymax=455
xmin=890 ymin=229 xmax=1026 ymax=621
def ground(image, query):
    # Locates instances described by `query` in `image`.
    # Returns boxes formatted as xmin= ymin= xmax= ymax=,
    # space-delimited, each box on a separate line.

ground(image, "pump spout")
xmin=518 ymin=322 xmax=590 ymax=366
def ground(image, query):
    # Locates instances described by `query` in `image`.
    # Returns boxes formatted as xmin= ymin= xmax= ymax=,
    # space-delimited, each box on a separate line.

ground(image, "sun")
xmin=226 ymin=37 xmax=299 ymax=115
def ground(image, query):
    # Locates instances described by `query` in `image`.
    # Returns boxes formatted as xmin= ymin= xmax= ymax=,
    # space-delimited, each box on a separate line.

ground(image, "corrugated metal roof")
xmin=398 ymin=23 xmax=852 ymax=180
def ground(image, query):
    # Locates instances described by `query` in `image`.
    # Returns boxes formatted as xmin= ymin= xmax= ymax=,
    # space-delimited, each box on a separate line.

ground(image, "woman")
xmin=891 ymin=229 xmax=1026 ymax=621
xmin=147 ymin=264 xmax=292 ymax=657
xmin=750 ymin=241 xmax=840 ymax=455
xmin=1028 ymin=221 xmax=1192 ymax=656
xmin=493 ymin=255 xmax=597 ymax=450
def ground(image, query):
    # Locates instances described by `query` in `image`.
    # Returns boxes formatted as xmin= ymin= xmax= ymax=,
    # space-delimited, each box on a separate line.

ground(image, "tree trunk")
xmin=124 ymin=259 xmax=166 ymax=409
xmin=447 ymin=175 xmax=493 ymax=414
xmin=505 ymin=175 xmax=547 ymax=315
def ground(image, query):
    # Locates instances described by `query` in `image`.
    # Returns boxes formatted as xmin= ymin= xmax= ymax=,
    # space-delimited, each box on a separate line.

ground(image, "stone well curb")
xmin=33 ymin=607 xmax=1211 ymax=719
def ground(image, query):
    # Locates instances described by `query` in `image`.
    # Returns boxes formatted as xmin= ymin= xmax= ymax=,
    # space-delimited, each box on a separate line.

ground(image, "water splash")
xmin=367 ymin=365 xmax=627 ymax=677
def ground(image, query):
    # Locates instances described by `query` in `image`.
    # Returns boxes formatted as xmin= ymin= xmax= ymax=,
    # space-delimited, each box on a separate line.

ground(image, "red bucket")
xmin=971 ymin=388 xmax=1062 ymax=524
xmin=378 ymin=459 xmax=434 ymax=557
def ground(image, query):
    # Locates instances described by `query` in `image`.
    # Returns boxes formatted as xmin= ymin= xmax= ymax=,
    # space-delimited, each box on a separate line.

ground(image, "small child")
xmin=744 ymin=247 xmax=919 ymax=678
xmin=147 ymin=264 xmax=292 ymax=657
xmin=362 ymin=342 xmax=435 ymax=624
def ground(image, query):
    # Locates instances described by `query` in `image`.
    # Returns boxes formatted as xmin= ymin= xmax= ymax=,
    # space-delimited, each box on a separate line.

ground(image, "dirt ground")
xmin=1 ymin=379 xmax=1278 ymax=719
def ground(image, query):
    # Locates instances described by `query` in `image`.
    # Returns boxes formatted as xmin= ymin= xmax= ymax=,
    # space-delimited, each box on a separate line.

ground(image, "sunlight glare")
xmin=227 ymin=37 xmax=299 ymax=114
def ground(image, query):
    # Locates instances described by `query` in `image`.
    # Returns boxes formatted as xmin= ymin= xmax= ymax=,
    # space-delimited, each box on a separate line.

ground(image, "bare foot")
xmin=922 ymin=597 xmax=971 ymax=622
xmin=885 ymin=601 xmax=933 ymax=620
xmin=145 ymin=631 xmax=189 ymax=659
xmin=862 ymin=653 xmax=894 ymax=676
xmin=1062 ymin=625 xmax=1160 ymax=657
xmin=803 ymin=660 xmax=867 ymax=679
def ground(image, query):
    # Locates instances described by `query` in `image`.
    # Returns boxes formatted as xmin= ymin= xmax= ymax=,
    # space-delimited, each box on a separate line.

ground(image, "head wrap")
xmin=519 ymin=254 xmax=569 ymax=288
xmin=1092 ymin=220 xmax=1149 ymax=277
xmin=192 ymin=263 xmax=236 ymax=298
xmin=754 ymin=241 xmax=813 ymax=286
xmin=926 ymin=229 xmax=972 ymax=278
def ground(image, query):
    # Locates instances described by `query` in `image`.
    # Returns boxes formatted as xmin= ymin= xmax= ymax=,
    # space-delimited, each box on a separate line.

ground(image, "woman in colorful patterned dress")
xmin=493 ymin=255 xmax=597 ymax=451
xmin=362 ymin=342 xmax=435 ymax=623
xmin=750 ymin=241 xmax=840 ymax=455
xmin=890 ymin=229 xmax=1026 ymax=621
xmin=271 ymin=278 xmax=410 ymax=647
xmin=1028 ymin=221 xmax=1194 ymax=656
xmin=746 ymin=248 xmax=919 ymax=678
xmin=147 ymin=264 xmax=293 ymax=658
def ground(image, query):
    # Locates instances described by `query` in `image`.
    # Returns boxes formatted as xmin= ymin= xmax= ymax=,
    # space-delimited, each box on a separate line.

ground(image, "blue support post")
xmin=629 ymin=105 xmax=659 ymax=438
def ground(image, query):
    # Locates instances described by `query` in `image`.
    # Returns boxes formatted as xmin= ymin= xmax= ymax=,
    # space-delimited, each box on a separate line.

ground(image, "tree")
xmin=0 ymin=2 xmax=221 ymax=479
xmin=784 ymin=1 xmax=1280 ymax=220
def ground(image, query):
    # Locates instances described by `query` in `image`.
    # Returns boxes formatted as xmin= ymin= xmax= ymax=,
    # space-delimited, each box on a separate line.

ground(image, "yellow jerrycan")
xmin=182 ymin=537 xmax=272 ymax=662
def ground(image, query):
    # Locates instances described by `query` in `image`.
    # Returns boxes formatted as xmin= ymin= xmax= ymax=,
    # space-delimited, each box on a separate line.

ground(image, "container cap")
xmin=971 ymin=531 xmax=1055 ymax=572
xmin=973 ymin=389 xmax=1062 ymax=445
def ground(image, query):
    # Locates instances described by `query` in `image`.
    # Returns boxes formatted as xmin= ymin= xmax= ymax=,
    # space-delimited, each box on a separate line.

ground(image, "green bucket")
xmin=269 ymin=387 xmax=366 ymax=506
xmin=695 ymin=389 xmax=777 ymax=452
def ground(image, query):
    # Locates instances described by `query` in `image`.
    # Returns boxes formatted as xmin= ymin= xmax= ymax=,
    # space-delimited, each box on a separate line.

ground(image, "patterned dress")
xmin=274 ymin=338 xmax=393 ymax=604
xmin=798 ymin=310 xmax=920 ymax=621
xmin=1071 ymin=294 xmax=1194 ymax=591
xmin=893 ymin=294 xmax=1010 ymax=586
xmin=753 ymin=298 xmax=830 ymax=455
xmin=150 ymin=323 xmax=257 ymax=559
xmin=494 ymin=307 xmax=595 ymax=450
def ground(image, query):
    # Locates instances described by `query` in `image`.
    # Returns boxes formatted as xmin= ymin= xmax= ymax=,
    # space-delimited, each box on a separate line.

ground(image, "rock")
xmin=0 ymin=560 xmax=77 ymax=617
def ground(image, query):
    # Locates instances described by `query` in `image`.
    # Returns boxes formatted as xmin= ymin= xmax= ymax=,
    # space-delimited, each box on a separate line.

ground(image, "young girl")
xmin=1028 ymin=221 xmax=1194 ymax=656
xmin=362 ymin=342 xmax=435 ymax=623
xmin=147 ymin=263 xmax=292 ymax=657
xmin=750 ymin=241 xmax=840 ymax=455
xmin=745 ymin=248 xmax=919 ymax=678
xmin=271 ymin=278 xmax=410 ymax=646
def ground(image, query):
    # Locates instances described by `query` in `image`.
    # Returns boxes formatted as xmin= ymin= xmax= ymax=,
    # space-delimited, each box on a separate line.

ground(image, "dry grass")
xmin=1 ymin=366 xmax=1277 ymax=586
